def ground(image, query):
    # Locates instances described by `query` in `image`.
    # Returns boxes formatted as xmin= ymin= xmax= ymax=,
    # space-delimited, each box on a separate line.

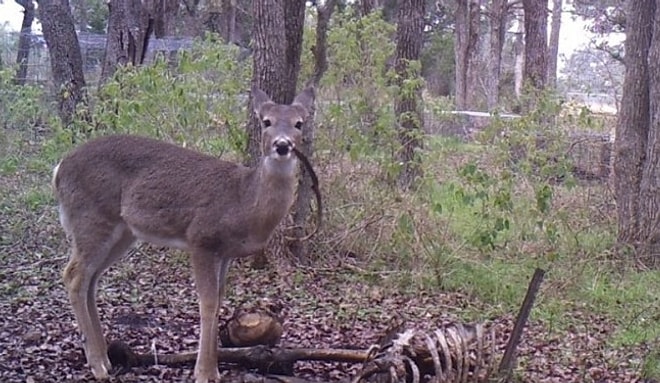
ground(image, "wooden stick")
xmin=497 ymin=267 xmax=546 ymax=381
xmin=108 ymin=341 xmax=370 ymax=369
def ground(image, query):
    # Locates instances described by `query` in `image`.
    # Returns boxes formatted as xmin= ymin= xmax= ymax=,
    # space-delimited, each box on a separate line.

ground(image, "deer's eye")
xmin=295 ymin=121 xmax=303 ymax=130
xmin=263 ymin=119 xmax=272 ymax=127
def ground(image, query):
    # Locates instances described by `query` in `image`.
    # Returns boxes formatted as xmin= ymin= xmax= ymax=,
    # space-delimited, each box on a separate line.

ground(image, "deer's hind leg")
xmin=61 ymin=210 xmax=135 ymax=379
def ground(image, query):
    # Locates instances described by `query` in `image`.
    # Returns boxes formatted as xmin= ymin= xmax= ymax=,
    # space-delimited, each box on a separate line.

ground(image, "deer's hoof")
xmin=90 ymin=363 xmax=110 ymax=380
xmin=194 ymin=367 xmax=220 ymax=383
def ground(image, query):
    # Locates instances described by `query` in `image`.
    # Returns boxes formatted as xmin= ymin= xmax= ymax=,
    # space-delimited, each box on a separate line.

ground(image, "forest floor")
xmin=0 ymin=132 xmax=657 ymax=383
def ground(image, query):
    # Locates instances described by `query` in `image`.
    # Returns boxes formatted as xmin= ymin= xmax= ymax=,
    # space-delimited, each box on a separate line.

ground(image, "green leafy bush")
xmin=58 ymin=37 xmax=251 ymax=158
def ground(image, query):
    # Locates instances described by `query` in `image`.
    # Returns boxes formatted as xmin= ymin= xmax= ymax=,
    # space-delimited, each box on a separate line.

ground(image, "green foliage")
xmin=642 ymin=349 xmax=660 ymax=380
xmin=320 ymin=8 xmax=398 ymax=166
xmin=87 ymin=0 xmax=110 ymax=34
xmin=62 ymin=37 xmax=251 ymax=156
xmin=0 ymin=67 xmax=46 ymax=130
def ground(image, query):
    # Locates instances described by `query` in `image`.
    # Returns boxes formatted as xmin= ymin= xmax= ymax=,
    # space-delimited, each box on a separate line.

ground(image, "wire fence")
xmin=1 ymin=31 xmax=194 ymax=87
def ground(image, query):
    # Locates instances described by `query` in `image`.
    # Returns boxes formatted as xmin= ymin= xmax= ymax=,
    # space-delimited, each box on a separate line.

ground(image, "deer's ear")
xmin=252 ymin=86 xmax=275 ymax=117
xmin=292 ymin=86 xmax=315 ymax=112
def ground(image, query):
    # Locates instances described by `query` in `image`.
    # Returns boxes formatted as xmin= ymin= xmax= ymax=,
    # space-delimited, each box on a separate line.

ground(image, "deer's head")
xmin=252 ymin=85 xmax=315 ymax=161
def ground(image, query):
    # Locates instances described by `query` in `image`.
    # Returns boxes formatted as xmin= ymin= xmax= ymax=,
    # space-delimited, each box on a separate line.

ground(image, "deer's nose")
xmin=274 ymin=138 xmax=293 ymax=156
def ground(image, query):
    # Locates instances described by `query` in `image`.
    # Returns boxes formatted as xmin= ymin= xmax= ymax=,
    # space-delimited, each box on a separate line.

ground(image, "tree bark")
xmin=547 ymin=0 xmax=562 ymax=89
xmin=205 ymin=0 xmax=223 ymax=35
xmin=101 ymin=0 xmax=151 ymax=83
xmin=246 ymin=0 xmax=288 ymax=167
xmin=283 ymin=0 xmax=306 ymax=101
xmin=287 ymin=0 xmax=337 ymax=263
xmin=152 ymin=0 xmax=178 ymax=38
xmin=14 ymin=0 xmax=35 ymax=86
xmin=222 ymin=0 xmax=237 ymax=43
xmin=395 ymin=0 xmax=425 ymax=190
xmin=360 ymin=0 xmax=378 ymax=16
xmin=245 ymin=0 xmax=288 ymax=269
xmin=454 ymin=0 xmax=480 ymax=110
xmin=486 ymin=0 xmax=507 ymax=110
xmin=522 ymin=0 xmax=548 ymax=91
xmin=614 ymin=0 xmax=658 ymax=268
xmin=37 ymin=0 xmax=87 ymax=127
xmin=513 ymin=9 xmax=524 ymax=100
xmin=311 ymin=0 xmax=336 ymax=86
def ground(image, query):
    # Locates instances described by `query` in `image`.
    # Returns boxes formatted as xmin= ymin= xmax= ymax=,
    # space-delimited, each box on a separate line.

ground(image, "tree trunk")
xmin=513 ymin=9 xmax=524 ymax=100
xmin=614 ymin=0 xmax=658 ymax=268
xmin=486 ymin=0 xmax=507 ymax=110
xmin=246 ymin=0 xmax=288 ymax=167
xmin=222 ymin=0 xmax=237 ymax=43
xmin=395 ymin=0 xmax=425 ymax=190
xmin=14 ymin=0 xmax=35 ymax=86
xmin=454 ymin=0 xmax=480 ymax=110
xmin=100 ymin=0 xmax=153 ymax=84
xmin=288 ymin=0 xmax=337 ymax=263
xmin=37 ymin=0 xmax=87 ymax=127
xmin=246 ymin=0 xmax=287 ymax=269
xmin=638 ymin=2 xmax=660 ymax=268
xmin=153 ymin=0 xmax=178 ymax=38
xmin=360 ymin=0 xmax=378 ymax=16
xmin=283 ymin=0 xmax=306 ymax=101
xmin=547 ymin=0 xmax=562 ymax=89
xmin=205 ymin=0 xmax=223 ymax=35
xmin=311 ymin=0 xmax=336 ymax=86
xmin=522 ymin=0 xmax=548 ymax=91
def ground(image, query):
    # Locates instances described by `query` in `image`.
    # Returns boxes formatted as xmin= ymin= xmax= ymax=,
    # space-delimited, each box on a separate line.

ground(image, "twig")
xmin=497 ymin=268 xmax=546 ymax=381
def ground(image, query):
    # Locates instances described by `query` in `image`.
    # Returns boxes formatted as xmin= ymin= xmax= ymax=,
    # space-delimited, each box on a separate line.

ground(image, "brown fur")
xmin=53 ymin=86 xmax=315 ymax=383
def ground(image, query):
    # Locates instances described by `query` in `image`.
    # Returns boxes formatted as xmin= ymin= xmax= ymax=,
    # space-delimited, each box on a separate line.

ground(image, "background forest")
xmin=0 ymin=0 xmax=657 ymax=382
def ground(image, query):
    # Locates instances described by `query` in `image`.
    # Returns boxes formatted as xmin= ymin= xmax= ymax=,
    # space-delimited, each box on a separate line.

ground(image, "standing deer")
xmin=52 ymin=86 xmax=315 ymax=383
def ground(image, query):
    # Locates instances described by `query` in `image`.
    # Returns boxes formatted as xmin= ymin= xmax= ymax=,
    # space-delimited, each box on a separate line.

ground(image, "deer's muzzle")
xmin=273 ymin=138 xmax=293 ymax=157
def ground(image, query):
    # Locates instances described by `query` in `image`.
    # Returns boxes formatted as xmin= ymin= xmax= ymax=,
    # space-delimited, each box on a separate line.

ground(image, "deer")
xmin=52 ymin=85 xmax=315 ymax=383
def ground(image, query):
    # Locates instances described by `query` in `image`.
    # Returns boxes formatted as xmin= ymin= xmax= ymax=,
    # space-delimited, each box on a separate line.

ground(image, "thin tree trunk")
xmin=222 ymin=0 xmax=237 ymax=43
xmin=522 ymin=0 xmax=548 ymax=91
xmin=311 ymin=0 xmax=336 ymax=86
xmin=37 ymin=0 xmax=87 ymax=127
xmin=395 ymin=0 xmax=425 ymax=190
xmin=283 ymin=0 xmax=306 ymax=101
xmin=547 ymin=0 xmax=562 ymax=89
xmin=513 ymin=10 xmax=524 ymax=100
xmin=454 ymin=0 xmax=480 ymax=110
xmin=14 ymin=0 xmax=35 ymax=86
xmin=486 ymin=0 xmax=507 ymax=110
xmin=153 ymin=0 xmax=178 ymax=38
xmin=206 ymin=0 xmax=222 ymax=35
xmin=288 ymin=0 xmax=337 ymax=263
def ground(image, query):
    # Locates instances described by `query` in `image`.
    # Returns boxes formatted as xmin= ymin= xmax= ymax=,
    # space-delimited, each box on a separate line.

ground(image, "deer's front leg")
xmin=191 ymin=252 xmax=228 ymax=383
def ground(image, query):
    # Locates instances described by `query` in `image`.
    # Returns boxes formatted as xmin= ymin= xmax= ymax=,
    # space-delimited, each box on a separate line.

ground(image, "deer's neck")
xmin=248 ymin=157 xmax=298 ymax=230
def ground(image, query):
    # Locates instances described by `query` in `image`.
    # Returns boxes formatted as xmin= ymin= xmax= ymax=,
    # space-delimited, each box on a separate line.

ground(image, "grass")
xmin=312 ymin=134 xmax=659 ymax=351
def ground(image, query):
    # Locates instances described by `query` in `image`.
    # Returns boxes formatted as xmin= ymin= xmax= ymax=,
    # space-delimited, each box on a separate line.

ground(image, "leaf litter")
xmin=0 ymin=167 xmax=656 ymax=383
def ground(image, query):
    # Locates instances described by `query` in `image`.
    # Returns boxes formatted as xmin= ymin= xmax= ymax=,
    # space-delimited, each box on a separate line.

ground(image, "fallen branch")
xmin=498 ymin=268 xmax=546 ymax=381
xmin=108 ymin=341 xmax=369 ymax=371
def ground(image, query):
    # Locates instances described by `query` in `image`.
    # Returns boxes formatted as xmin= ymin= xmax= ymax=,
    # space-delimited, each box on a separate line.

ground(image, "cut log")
xmin=220 ymin=308 xmax=284 ymax=348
